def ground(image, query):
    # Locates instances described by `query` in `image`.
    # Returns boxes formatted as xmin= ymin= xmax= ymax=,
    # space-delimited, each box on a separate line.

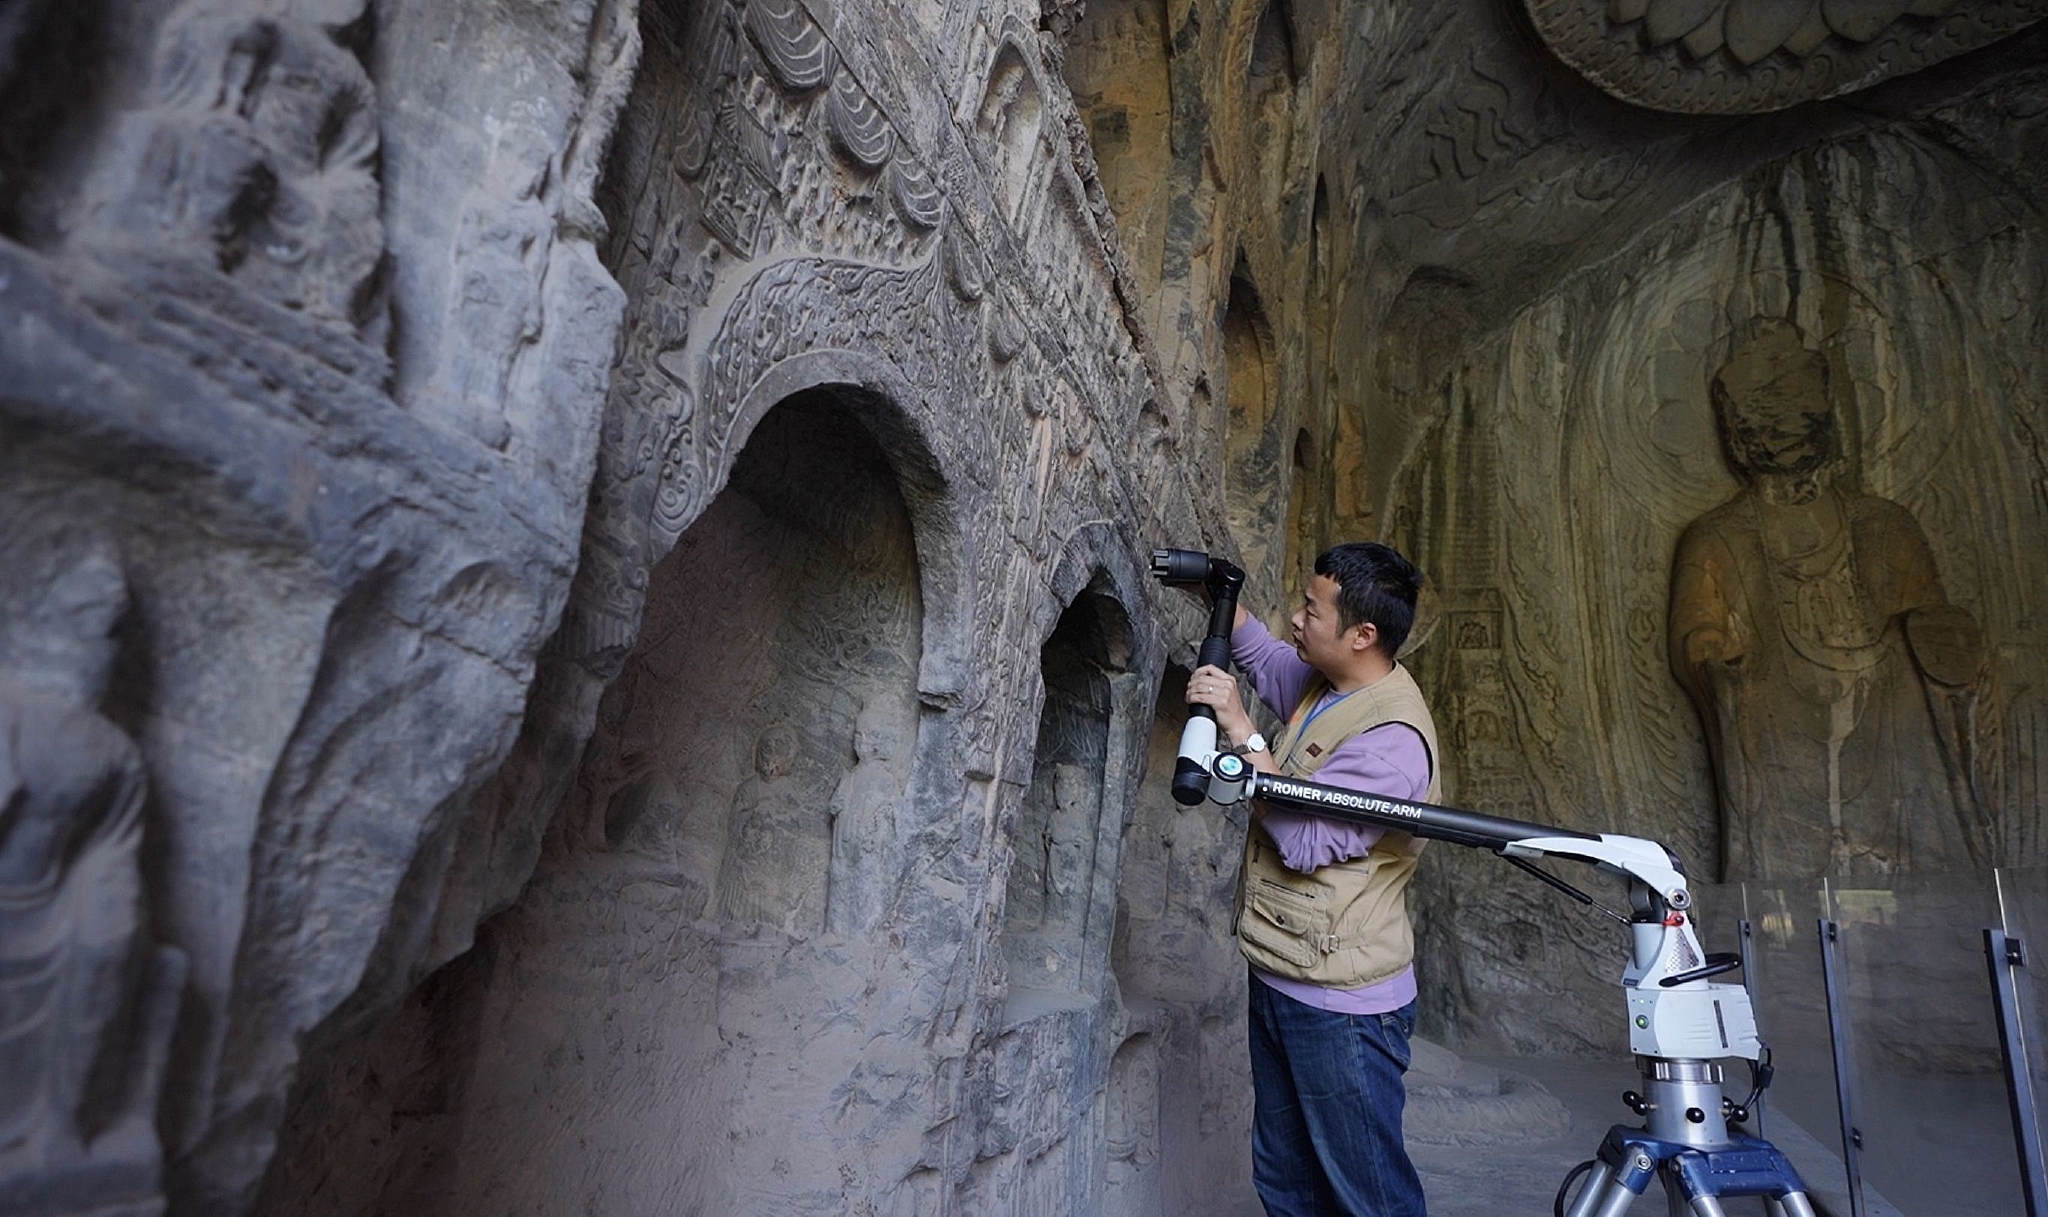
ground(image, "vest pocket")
xmin=1237 ymin=881 xmax=1328 ymax=970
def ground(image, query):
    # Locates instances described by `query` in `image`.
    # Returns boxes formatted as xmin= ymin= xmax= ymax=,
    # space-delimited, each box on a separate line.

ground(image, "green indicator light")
xmin=1636 ymin=1015 xmax=1649 ymax=1029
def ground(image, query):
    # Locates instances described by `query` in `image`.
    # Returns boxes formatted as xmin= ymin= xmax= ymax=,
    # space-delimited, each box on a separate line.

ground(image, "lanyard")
xmin=1295 ymin=684 xmax=1359 ymax=735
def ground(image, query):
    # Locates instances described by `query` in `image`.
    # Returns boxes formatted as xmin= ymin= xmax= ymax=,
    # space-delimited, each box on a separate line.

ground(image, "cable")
xmin=1554 ymin=1159 xmax=1598 ymax=1217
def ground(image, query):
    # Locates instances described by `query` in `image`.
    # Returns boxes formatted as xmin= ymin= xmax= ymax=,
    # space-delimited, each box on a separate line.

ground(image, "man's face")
xmin=1289 ymin=574 xmax=1365 ymax=674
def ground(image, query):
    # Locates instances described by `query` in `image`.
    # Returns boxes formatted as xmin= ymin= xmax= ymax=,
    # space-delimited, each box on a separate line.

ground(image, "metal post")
xmin=1817 ymin=916 xmax=1866 ymax=1217
xmin=1739 ymin=914 xmax=1764 ymax=1138
xmin=1985 ymin=925 xmax=2048 ymax=1217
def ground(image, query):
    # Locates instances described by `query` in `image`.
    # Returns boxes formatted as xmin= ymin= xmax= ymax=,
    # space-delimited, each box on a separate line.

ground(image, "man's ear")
xmin=1350 ymin=621 xmax=1379 ymax=653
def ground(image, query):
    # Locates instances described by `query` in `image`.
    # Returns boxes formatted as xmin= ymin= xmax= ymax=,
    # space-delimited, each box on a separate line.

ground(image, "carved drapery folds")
xmin=0 ymin=531 xmax=183 ymax=1217
xmin=743 ymin=0 xmax=836 ymax=93
xmin=828 ymin=68 xmax=897 ymax=170
xmin=1524 ymin=0 xmax=2048 ymax=113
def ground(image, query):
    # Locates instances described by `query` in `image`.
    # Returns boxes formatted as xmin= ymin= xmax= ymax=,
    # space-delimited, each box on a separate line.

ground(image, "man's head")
xmin=1289 ymin=542 xmax=1422 ymax=677
xmin=1712 ymin=318 xmax=1836 ymax=478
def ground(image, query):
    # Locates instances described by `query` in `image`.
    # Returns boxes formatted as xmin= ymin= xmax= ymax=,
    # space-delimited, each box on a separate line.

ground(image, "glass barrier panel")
xmin=1693 ymin=879 xmax=1844 ymax=1188
xmin=1830 ymin=869 xmax=2017 ymax=1216
xmin=1997 ymin=866 xmax=2048 ymax=1203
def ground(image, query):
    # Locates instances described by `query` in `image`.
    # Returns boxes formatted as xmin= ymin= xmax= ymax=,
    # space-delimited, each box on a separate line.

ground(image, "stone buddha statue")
xmin=1668 ymin=318 xmax=1996 ymax=882
xmin=0 ymin=538 xmax=181 ymax=1213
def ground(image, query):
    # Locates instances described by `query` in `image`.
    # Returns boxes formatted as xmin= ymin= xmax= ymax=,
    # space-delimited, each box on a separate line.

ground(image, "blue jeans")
xmin=1247 ymin=976 xmax=1427 ymax=1216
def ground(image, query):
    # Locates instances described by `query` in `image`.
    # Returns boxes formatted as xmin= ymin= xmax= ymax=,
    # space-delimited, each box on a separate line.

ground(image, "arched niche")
xmin=280 ymin=383 xmax=935 ymax=1216
xmin=1060 ymin=0 xmax=1172 ymax=300
xmin=1102 ymin=1031 xmax=1163 ymax=1210
xmin=1222 ymin=264 xmax=1285 ymax=582
xmin=1247 ymin=0 xmax=1297 ymax=204
xmin=585 ymin=386 xmax=926 ymax=937
xmin=975 ymin=41 xmax=1045 ymax=226
xmin=1001 ymin=577 xmax=1134 ymax=1003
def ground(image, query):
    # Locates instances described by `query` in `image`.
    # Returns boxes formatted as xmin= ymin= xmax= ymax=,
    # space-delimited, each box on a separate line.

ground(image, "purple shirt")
xmin=1232 ymin=617 xmax=1432 ymax=1014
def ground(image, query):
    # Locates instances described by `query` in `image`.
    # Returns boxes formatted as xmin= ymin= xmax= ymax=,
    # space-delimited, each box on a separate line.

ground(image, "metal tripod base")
xmin=1563 ymin=1125 xmax=1818 ymax=1217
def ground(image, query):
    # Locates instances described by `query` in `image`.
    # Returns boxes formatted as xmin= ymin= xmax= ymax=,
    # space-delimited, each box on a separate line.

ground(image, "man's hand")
xmin=1186 ymin=664 xmax=1255 ymax=747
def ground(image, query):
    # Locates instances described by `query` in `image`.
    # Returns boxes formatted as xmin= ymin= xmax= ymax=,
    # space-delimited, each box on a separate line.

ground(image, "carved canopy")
xmin=1524 ymin=0 xmax=2048 ymax=113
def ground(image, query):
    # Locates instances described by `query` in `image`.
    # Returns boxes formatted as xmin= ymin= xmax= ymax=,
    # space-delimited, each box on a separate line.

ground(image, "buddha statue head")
xmin=1711 ymin=317 xmax=1837 ymax=480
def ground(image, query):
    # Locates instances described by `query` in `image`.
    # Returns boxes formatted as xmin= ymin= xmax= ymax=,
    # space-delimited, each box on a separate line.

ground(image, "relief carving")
xmin=1525 ymin=0 xmax=2048 ymax=114
xmin=0 ymin=537 xmax=183 ymax=1216
xmin=74 ymin=2 xmax=385 ymax=329
xmin=824 ymin=695 xmax=915 ymax=936
xmin=890 ymin=159 xmax=948 ymax=232
xmin=827 ymin=67 xmax=898 ymax=171
xmin=742 ymin=0 xmax=837 ymax=94
xmin=974 ymin=43 xmax=1046 ymax=225
xmin=714 ymin=721 xmax=829 ymax=934
xmin=1669 ymin=318 xmax=1998 ymax=880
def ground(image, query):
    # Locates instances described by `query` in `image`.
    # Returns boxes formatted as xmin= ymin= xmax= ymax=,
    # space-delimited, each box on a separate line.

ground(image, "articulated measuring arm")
xmin=1202 ymin=753 xmax=1759 ymax=1061
xmin=1206 ymin=755 xmax=1691 ymax=914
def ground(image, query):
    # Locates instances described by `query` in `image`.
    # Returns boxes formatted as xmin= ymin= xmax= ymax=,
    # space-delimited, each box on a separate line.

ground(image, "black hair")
xmin=1312 ymin=541 xmax=1422 ymax=658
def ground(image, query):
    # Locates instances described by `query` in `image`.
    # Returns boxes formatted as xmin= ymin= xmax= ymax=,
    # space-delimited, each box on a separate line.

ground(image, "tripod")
xmin=1559 ymin=1056 xmax=1816 ymax=1216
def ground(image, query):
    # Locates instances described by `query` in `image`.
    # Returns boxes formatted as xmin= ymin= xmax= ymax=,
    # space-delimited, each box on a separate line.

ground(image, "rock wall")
xmin=256 ymin=0 xmax=1339 ymax=1212
xmin=0 ymin=0 xmax=635 ymax=1210
xmin=3 ymin=0 xmax=2044 ymax=1212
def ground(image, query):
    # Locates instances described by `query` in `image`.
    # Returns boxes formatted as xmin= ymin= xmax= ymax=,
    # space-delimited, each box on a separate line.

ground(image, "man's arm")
xmin=1228 ymin=615 xmax=1313 ymax=719
xmin=1186 ymin=615 xmax=1308 ymax=777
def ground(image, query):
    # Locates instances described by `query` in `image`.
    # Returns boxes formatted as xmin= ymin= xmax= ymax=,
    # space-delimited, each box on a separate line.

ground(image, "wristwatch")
xmin=1240 ymin=731 xmax=1268 ymax=754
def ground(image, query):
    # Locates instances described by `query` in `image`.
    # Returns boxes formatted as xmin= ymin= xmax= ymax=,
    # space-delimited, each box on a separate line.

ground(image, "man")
xmin=1187 ymin=541 xmax=1435 ymax=1217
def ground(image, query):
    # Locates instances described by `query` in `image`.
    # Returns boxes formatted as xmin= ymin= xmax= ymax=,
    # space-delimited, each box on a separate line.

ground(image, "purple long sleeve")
xmin=1230 ymin=617 xmax=1316 ymax=720
xmin=1229 ymin=617 xmax=1433 ymax=873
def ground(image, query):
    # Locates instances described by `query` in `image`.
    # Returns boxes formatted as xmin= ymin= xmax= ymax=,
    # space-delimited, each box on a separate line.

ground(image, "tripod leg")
xmin=1684 ymin=1196 xmax=1729 ymax=1217
xmin=1564 ymin=1163 xmax=1646 ymax=1217
xmin=1769 ymin=1193 xmax=1817 ymax=1217
xmin=1663 ymin=1166 xmax=1688 ymax=1217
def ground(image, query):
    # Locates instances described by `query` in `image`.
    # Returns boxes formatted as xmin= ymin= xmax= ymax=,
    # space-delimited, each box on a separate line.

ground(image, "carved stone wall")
xmin=0 ymin=0 xmax=635 ymax=1210
xmin=256 ymin=0 xmax=1307 ymax=1208
xmin=6 ymin=0 xmax=2046 ymax=1209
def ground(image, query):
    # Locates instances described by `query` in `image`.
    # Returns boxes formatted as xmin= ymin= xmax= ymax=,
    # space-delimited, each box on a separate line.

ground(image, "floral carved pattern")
xmin=1525 ymin=0 xmax=2048 ymax=113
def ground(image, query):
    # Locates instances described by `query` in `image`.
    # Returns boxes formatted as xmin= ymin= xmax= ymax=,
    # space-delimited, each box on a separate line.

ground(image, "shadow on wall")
xmin=1222 ymin=263 xmax=1288 ymax=587
xmin=257 ymin=387 xmax=928 ymax=1215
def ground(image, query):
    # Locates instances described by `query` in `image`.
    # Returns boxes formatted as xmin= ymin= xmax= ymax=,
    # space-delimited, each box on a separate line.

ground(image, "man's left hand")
xmin=1187 ymin=664 xmax=1255 ymax=746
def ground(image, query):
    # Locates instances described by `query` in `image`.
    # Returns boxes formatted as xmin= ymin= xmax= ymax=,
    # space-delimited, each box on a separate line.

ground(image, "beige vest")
xmin=1233 ymin=663 xmax=1442 ymax=988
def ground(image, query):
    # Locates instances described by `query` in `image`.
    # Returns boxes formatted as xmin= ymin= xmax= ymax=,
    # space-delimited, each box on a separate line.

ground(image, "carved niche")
xmin=975 ymin=42 xmax=1047 ymax=226
xmin=1525 ymin=0 xmax=2048 ymax=114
